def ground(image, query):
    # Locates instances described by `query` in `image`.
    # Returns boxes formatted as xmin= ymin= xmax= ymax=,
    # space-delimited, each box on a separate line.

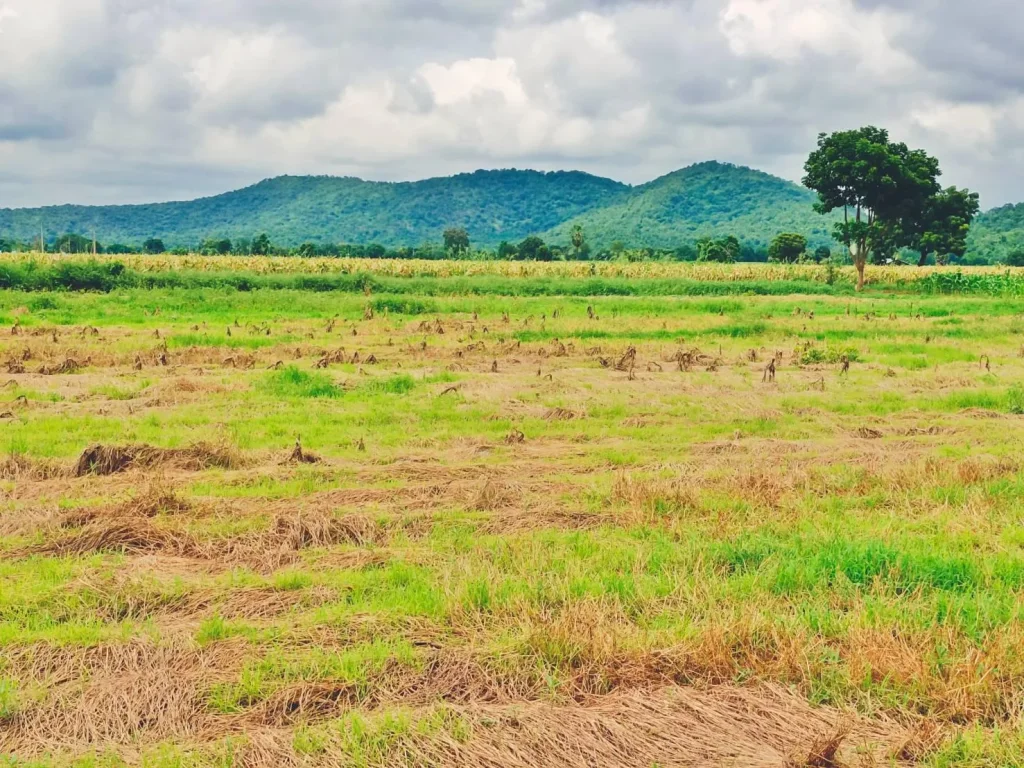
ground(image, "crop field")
xmin=5 ymin=252 xmax=1024 ymax=285
xmin=2 ymin=264 xmax=1024 ymax=766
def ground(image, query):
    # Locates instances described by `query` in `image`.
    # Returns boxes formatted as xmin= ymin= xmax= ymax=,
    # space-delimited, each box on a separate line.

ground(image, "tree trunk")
xmin=918 ymin=252 xmax=928 ymax=267
xmin=856 ymin=257 xmax=866 ymax=291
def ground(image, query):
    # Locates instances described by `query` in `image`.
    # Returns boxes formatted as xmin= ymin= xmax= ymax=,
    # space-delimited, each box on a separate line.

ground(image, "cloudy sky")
xmin=0 ymin=0 xmax=1021 ymax=209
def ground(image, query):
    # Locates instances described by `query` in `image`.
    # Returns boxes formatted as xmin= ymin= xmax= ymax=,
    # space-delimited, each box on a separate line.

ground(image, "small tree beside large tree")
xmin=909 ymin=186 xmax=980 ymax=266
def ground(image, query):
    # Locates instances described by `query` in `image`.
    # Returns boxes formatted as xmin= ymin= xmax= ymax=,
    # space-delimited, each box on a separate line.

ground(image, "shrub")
xmin=800 ymin=346 xmax=860 ymax=365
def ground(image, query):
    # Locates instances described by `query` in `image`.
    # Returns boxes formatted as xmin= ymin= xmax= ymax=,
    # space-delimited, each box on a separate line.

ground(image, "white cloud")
xmin=720 ymin=0 xmax=916 ymax=76
xmin=0 ymin=5 xmax=17 ymax=32
xmin=418 ymin=58 xmax=528 ymax=108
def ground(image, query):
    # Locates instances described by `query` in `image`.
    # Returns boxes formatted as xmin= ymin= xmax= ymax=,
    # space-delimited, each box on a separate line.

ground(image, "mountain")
xmin=0 ymin=162 xmax=1019 ymax=260
xmin=0 ymin=170 xmax=628 ymax=248
xmin=968 ymin=203 xmax=1024 ymax=261
xmin=543 ymin=162 xmax=836 ymax=249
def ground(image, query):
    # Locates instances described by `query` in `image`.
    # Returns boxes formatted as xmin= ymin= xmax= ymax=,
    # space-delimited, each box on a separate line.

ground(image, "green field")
xmin=2 ymin=263 xmax=1024 ymax=766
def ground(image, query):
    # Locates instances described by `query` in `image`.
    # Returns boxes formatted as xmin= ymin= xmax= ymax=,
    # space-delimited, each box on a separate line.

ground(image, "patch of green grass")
xmin=1007 ymin=385 xmax=1024 ymax=415
xmin=89 ymin=380 xmax=151 ymax=401
xmin=206 ymin=639 xmax=418 ymax=714
xmin=360 ymin=375 xmax=415 ymax=395
xmin=0 ymin=677 xmax=21 ymax=720
xmin=259 ymin=366 xmax=341 ymax=398
xmin=167 ymin=333 xmax=286 ymax=350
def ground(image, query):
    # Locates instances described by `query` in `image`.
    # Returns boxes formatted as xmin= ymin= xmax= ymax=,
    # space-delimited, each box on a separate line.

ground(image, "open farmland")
xmin=2 ymin=259 xmax=1024 ymax=766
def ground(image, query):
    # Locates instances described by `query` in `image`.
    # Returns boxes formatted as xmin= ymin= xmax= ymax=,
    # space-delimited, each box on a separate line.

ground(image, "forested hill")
xmin=543 ymin=162 xmax=836 ymax=248
xmin=967 ymin=203 xmax=1024 ymax=260
xmin=0 ymin=170 xmax=629 ymax=248
xmin=1 ymin=162 xmax=1021 ymax=259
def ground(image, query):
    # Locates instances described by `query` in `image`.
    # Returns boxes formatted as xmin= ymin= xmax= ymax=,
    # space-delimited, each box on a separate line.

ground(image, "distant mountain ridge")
xmin=0 ymin=169 xmax=629 ymax=249
xmin=0 ymin=162 xmax=1020 ymax=259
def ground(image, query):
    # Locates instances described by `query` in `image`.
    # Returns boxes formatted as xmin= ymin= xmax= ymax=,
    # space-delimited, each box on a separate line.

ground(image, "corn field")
xmin=3 ymin=252 xmax=1021 ymax=285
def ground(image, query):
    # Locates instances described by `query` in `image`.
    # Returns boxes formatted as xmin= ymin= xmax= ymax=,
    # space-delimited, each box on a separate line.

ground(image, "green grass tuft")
xmin=260 ymin=366 xmax=342 ymax=398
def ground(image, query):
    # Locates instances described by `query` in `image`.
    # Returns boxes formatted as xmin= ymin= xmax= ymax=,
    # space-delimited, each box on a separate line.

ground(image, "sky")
xmin=1 ymin=0 xmax=1021 ymax=209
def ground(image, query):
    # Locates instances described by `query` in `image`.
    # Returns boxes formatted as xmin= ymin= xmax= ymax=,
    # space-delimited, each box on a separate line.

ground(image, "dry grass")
xmin=5 ymin=291 xmax=1024 ymax=766
xmin=225 ymin=686 xmax=911 ymax=768
xmin=70 ymin=442 xmax=239 ymax=477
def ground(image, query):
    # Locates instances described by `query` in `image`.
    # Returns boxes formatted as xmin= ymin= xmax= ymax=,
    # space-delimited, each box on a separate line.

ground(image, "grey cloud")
xmin=0 ymin=0 xmax=1022 ymax=208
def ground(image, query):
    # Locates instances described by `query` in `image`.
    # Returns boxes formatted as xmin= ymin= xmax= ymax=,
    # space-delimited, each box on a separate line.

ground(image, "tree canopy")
xmin=696 ymin=235 xmax=740 ymax=263
xmin=803 ymin=126 xmax=974 ymax=287
xmin=768 ymin=233 xmax=807 ymax=263
xmin=443 ymin=227 xmax=470 ymax=256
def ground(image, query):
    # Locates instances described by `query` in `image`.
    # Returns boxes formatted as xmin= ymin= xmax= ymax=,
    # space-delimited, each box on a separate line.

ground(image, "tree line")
xmin=4 ymin=225 xmax=1009 ymax=267
xmin=0 ymin=228 xmax=836 ymax=263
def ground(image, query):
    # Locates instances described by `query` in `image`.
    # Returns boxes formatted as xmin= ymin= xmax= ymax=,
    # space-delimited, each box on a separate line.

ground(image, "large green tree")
xmin=443 ymin=227 xmax=470 ymax=256
xmin=803 ymin=127 xmax=940 ymax=289
xmin=54 ymin=233 xmax=97 ymax=254
xmin=251 ymin=233 xmax=272 ymax=255
xmin=143 ymin=238 xmax=165 ymax=254
xmin=696 ymin=235 xmax=740 ymax=263
xmin=768 ymin=233 xmax=808 ymax=263
xmin=200 ymin=237 xmax=232 ymax=255
xmin=517 ymin=235 xmax=551 ymax=261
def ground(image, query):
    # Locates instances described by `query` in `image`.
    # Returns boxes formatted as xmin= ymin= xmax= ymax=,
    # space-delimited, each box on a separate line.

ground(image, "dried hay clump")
xmin=787 ymin=725 xmax=850 ymax=767
xmin=544 ymin=407 xmax=585 ymax=422
xmin=269 ymin=683 xmax=910 ymax=768
xmin=469 ymin=479 xmax=522 ymax=511
xmin=0 ymin=454 xmax=64 ymax=481
xmin=171 ymin=378 xmax=202 ymax=392
xmin=38 ymin=358 xmax=81 ymax=375
xmin=226 ymin=513 xmax=388 ymax=570
xmin=61 ymin=483 xmax=195 ymax=528
xmin=74 ymin=442 xmax=239 ymax=477
xmin=271 ymin=513 xmax=381 ymax=550
xmin=286 ymin=438 xmax=322 ymax=465
xmin=31 ymin=519 xmax=201 ymax=558
xmin=0 ymin=642 xmax=234 ymax=755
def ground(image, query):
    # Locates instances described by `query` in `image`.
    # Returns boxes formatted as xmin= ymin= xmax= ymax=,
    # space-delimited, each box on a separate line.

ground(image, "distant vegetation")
xmin=0 ymin=160 xmax=1021 ymax=264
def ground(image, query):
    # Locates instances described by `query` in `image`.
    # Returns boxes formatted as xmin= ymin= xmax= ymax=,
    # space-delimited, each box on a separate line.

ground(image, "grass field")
xmin=2 ymin=260 xmax=1024 ymax=766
